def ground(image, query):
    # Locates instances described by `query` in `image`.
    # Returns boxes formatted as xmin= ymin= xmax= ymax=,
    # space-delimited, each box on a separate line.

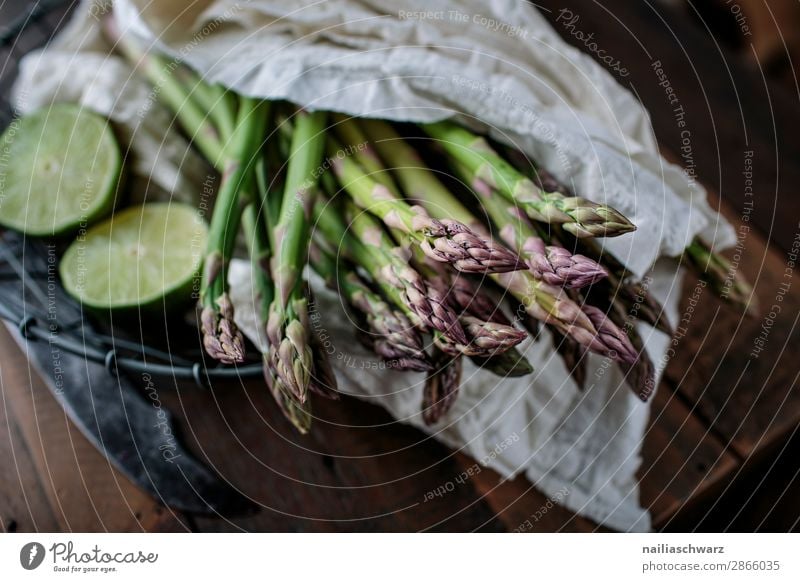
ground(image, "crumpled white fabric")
xmin=12 ymin=0 xmax=732 ymax=531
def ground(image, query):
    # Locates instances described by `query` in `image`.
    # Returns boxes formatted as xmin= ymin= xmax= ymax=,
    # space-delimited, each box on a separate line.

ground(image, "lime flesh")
xmin=0 ymin=104 xmax=120 ymax=236
xmin=60 ymin=203 xmax=208 ymax=311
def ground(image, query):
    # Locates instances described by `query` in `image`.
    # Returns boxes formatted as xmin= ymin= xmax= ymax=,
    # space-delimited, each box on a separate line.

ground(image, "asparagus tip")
xmin=417 ymin=214 xmax=524 ymax=274
xmin=200 ymin=298 xmax=246 ymax=364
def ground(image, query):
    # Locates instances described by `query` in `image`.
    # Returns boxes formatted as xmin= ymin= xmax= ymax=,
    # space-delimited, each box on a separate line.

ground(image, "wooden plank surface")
xmin=0 ymin=381 xmax=60 ymax=533
xmin=661 ymin=186 xmax=800 ymax=458
xmin=452 ymin=452 xmax=602 ymax=532
xmin=639 ymin=380 xmax=739 ymax=530
xmin=166 ymin=382 xmax=507 ymax=532
xmin=0 ymin=327 xmax=188 ymax=532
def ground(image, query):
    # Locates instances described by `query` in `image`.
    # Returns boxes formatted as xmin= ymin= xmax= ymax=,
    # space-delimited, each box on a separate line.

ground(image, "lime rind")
xmin=60 ymin=203 xmax=208 ymax=311
xmin=0 ymin=104 xmax=121 ymax=236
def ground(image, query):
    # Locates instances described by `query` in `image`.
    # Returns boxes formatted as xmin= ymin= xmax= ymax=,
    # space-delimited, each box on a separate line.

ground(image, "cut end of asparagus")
xmin=200 ymin=297 xmax=246 ymax=364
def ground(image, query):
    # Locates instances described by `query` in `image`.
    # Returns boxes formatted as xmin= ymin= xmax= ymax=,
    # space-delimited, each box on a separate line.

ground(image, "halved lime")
xmin=60 ymin=203 xmax=208 ymax=311
xmin=0 ymin=104 xmax=120 ymax=236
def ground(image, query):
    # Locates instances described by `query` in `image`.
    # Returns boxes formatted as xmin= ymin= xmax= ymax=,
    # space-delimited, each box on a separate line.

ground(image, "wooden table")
xmin=1 ymin=0 xmax=798 ymax=532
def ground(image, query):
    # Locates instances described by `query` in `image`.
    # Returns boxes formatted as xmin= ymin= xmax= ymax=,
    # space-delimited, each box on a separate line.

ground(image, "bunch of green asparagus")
xmin=109 ymin=26 xmax=755 ymax=433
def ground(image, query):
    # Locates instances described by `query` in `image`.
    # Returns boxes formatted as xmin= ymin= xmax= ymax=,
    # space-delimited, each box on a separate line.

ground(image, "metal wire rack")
xmin=0 ymin=0 xmax=264 ymax=385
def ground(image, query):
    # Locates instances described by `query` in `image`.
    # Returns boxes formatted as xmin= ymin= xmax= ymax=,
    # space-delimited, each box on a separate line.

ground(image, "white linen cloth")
xmin=12 ymin=0 xmax=735 ymax=531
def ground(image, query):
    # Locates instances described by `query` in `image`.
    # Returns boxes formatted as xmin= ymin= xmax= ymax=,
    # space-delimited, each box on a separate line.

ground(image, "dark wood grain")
xmin=659 ymin=176 xmax=800 ymax=458
xmin=164 ymin=382 xmax=505 ymax=532
xmin=639 ymin=380 xmax=739 ymax=530
xmin=0 ymin=378 xmax=60 ymax=533
xmin=689 ymin=428 xmax=800 ymax=532
xmin=451 ymin=453 xmax=603 ymax=532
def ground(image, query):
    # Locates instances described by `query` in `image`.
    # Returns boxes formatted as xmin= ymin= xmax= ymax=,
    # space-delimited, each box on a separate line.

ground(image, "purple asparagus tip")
xmin=415 ymin=213 xmax=524 ymax=274
xmin=524 ymin=238 xmax=607 ymax=289
xmin=581 ymin=305 xmax=639 ymax=365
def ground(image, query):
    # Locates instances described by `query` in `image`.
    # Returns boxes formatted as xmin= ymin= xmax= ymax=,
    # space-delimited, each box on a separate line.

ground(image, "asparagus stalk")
xmin=619 ymin=326 xmax=656 ymax=402
xmin=496 ymin=267 xmax=637 ymax=365
xmin=200 ymin=97 xmax=269 ymax=363
xmin=622 ymin=280 xmax=673 ymax=336
xmin=499 ymin=143 xmax=570 ymax=196
xmin=456 ymin=160 xmax=608 ymax=289
xmin=366 ymin=211 xmax=525 ymax=358
xmin=312 ymin=197 xmax=450 ymax=344
xmin=304 ymin=287 xmax=341 ymax=400
xmin=308 ymin=243 xmax=431 ymax=371
xmin=447 ymin=272 xmax=514 ymax=325
xmin=106 ymin=19 xmax=225 ymax=168
xmin=244 ymin=199 xmax=325 ymax=423
xmin=265 ymin=110 xmax=327 ymax=404
xmin=317 ymin=191 xmax=526 ymax=364
xmin=110 ymin=25 xmax=269 ymax=363
xmin=332 ymin=115 xmax=402 ymax=195
xmin=683 ymin=238 xmax=757 ymax=315
xmin=498 ymin=215 xmax=606 ymax=289
xmin=256 ymin=140 xmax=338 ymax=428
xmin=440 ymin=163 xmax=632 ymax=362
xmin=326 ymin=133 xmax=522 ymax=274
xmin=354 ymin=119 xmax=479 ymax=224
xmin=519 ymin=311 xmax=541 ymax=337
xmin=333 ymin=200 xmax=469 ymax=345
xmin=600 ymin=275 xmax=674 ymax=336
xmin=268 ymin=379 xmax=312 ymax=434
xmin=422 ymin=349 xmax=463 ymax=425
xmin=172 ymin=66 xmax=237 ymax=143
xmin=427 ymin=263 xmax=534 ymax=371
xmin=624 ymin=345 xmax=656 ymax=402
xmin=546 ymin=225 xmax=673 ymax=335
xmin=359 ymin=119 xmax=606 ymax=289
xmin=601 ymin=300 xmax=656 ymax=401
xmin=410 ymin=249 xmax=528 ymax=357
xmin=522 ymin=156 xmax=752 ymax=322
xmin=241 ymin=202 xmax=273 ymax=341
xmin=355 ymin=124 xmax=634 ymax=364
xmin=422 ymin=121 xmax=636 ymax=238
